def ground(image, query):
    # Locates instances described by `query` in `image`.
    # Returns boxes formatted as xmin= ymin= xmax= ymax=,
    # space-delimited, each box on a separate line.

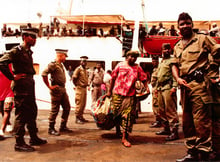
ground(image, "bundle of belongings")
xmin=135 ymin=80 xmax=150 ymax=101
xmin=91 ymin=95 xmax=115 ymax=130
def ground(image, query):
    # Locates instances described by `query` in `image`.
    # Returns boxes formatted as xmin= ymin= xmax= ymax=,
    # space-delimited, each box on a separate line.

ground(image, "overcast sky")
xmin=0 ymin=0 xmax=220 ymax=24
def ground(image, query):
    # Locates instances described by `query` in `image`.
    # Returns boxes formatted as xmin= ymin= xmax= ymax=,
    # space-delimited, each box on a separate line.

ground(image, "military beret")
xmin=55 ymin=49 xmax=68 ymax=57
xmin=126 ymin=50 xmax=139 ymax=57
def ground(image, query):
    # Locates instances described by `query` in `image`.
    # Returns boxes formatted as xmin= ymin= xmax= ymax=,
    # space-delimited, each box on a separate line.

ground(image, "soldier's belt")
xmin=14 ymin=73 xmax=33 ymax=79
xmin=182 ymin=69 xmax=205 ymax=83
xmin=158 ymin=80 xmax=170 ymax=87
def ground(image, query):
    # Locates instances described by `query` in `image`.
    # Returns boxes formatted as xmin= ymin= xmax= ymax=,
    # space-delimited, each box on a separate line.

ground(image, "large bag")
xmin=91 ymin=95 xmax=115 ymax=130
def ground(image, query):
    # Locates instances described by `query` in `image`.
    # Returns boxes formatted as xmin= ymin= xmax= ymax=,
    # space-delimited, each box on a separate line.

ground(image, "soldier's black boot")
xmin=198 ymin=150 xmax=211 ymax=161
xmin=75 ymin=116 xmax=84 ymax=124
xmin=29 ymin=133 xmax=47 ymax=146
xmin=15 ymin=137 xmax=35 ymax=152
xmin=165 ymin=126 xmax=179 ymax=141
xmin=156 ymin=122 xmax=171 ymax=135
xmin=0 ymin=135 xmax=5 ymax=140
xmin=80 ymin=116 xmax=89 ymax=122
xmin=48 ymin=123 xmax=60 ymax=136
xmin=150 ymin=121 xmax=162 ymax=128
xmin=59 ymin=122 xmax=73 ymax=133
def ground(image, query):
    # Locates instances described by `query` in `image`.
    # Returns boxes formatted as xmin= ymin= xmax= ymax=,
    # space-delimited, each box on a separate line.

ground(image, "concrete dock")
xmin=0 ymin=109 xmax=187 ymax=162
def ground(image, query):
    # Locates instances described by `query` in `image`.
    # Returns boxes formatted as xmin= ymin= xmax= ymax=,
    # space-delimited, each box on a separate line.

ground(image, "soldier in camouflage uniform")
xmin=0 ymin=28 xmax=47 ymax=152
xmin=42 ymin=49 xmax=71 ymax=136
xmin=172 ymin=13 xmax=220 ymax=161
xmin=149 ymin=56 xmax=162 ymax=128
xmin=155 ymin=43 xmax=179 ymax=141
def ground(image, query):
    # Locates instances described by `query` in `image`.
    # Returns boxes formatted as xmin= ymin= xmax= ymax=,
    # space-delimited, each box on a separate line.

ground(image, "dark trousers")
xmin=14 ymin=94 xmax=38 ymax=144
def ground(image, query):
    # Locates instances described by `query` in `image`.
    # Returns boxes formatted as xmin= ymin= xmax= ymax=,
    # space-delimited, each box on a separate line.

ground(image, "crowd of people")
xmin=1 ymin=21 xmax=132 ymax=38
xmin=2 ymin=19 xmax=220 ymax=40
xmin=0 ymin=12 xmax=219 ymax=162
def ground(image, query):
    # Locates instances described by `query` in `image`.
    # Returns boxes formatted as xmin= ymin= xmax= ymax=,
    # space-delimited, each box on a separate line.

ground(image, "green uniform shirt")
xmin=173 ymin=33 xmax=220 ymax=76
xmin=42 ymin=61 xmax=66 ymax=87
xmin=156 ymin=57 xmax=177 ymax=90
xmin=0 ymin=44 xmax=35 ymax=80
xmin=0 ymin=44 xmax=36 ymax=96
xmin=72 ymin=65 xmax=88 ymax=87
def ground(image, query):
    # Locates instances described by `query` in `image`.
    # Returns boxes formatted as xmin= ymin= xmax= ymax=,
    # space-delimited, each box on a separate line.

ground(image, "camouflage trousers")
xmin=111 ymin=94 xmax=136 ymax=133
xmin=152 ymin=91 xmax=161 ymax=121
xmin=157 ymin=89 xmax=179 ymax=128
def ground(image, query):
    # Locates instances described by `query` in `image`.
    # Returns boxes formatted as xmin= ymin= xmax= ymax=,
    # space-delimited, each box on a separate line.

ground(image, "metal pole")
xmin=82 ymin=0 xmax=85 ymax=35
xmin=141 ymin=0 xmax=148 ymax=32
xmin=69 ymin=0 xmax=73 ymax=15
xmin=131 ymin=1 xmax=141 ymax=51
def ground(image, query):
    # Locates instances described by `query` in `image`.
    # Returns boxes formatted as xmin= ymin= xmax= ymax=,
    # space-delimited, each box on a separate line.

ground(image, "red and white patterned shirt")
xmin=111 ymin=61 xmax=147 ymax=96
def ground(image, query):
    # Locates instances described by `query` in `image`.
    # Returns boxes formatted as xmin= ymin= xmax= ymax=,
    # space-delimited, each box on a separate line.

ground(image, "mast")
xmin=131 ymin=0 xmax=141 ymax=51
xmin=131 ymin=19 xmax=140 ymax=51
xmin=141 ymin=0 xmax=148 ymax=32
xmin=69 ymin=0 xmax=73 ymax=15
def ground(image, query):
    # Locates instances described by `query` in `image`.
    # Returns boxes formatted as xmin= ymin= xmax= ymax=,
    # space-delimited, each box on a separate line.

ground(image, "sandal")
xmin=122 ymin=140 xmax=131 ymax=147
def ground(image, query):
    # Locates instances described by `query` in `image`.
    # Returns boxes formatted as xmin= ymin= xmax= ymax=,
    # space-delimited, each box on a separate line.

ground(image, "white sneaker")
xmin=0 ymin=130 xmax=4 ymax=136
xmin=5 ymin=125 xmax=12 ymax=132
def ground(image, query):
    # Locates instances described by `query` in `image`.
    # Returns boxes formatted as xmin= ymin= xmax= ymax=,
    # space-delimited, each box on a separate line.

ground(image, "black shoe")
xmin=75 ymin=118 xmax=84 ymax=124
xmin=80 ymin=117 xmax=89 ymax=122
xmin=176 ymin=154 xmax=198 ymax=162
xmin=149 ymin=121 xmax=162 ymax=128
xmin=165 ymin=133 xmax=179 ymax=141
xmin=156 ymin=130 xmax=171 ymax=135
xmin=0 ymin=135 xmax=5 ymax=141
xmin=198 ymin=151 xmax=211 ymax=161
xmin=59 ymin=127 xmax=73 ymax=133
xmin=14 ymin=143 xmax=35 ymax=152
xmin=29 ymin=137 xmax=47 ymax=146
xmin=48 ymin=128 xmax=60 ymax=136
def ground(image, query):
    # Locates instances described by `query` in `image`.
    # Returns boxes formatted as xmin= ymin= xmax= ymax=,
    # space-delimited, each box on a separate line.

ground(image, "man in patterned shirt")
xmin=107 ymin=50 xmax=147 ymax=147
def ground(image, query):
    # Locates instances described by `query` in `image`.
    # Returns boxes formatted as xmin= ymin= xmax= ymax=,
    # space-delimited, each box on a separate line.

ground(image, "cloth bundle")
xmin=135 ymin=80 xmax=150 ymax=101
xmin=91 ymin=95 xmax=115 ymax=130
